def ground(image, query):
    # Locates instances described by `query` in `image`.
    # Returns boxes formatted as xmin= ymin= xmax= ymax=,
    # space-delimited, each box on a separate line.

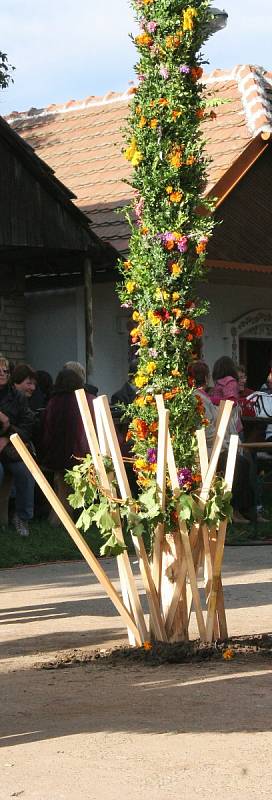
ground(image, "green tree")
xmin=0 ymin=51 xmax=15 ymax=90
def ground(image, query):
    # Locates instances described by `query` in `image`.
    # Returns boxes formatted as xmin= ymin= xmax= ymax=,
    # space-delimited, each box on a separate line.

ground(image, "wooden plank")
xmin=152 ymin=401 xmax=169 ymax=594
xmin=206 ymin=434 xmax=238 ymax=642
xmin=75 ymin=390 xmax=148 ymax=645
xmin=165 ymin=400 xmax=233 ymax=632
xmin=196 ymin=428 xmax=209 ymax=482
xmin=10 ymin=433 xmax=142 ymax=646
xmin=91 ymin=395 xmax=167 ymax=642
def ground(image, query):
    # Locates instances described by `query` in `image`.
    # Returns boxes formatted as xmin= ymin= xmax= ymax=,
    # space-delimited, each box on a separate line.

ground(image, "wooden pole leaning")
xmin=75 ymin=389 xmax=148 ymax=646
xmin=206 ymin=433 xmax=238 ymax=643
xmin=152 ymin=401 xmax=169 ymax=595
xmin=92 ymin=395 xmax=167 ymax=642
xmin=165 ymin=399 xmax=234 ymax=636
xmin=10 ymin=433 xmax=142 ymax=646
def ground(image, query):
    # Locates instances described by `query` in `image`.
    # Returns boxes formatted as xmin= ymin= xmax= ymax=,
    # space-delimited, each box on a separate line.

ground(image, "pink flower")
xmin=177 ymin=236 xmax=189 ymax=254
xmin=138 ymin=73 xmax=146 ymax=82
xmin=159 ymin=65 xmax=169 ymax=79
xmin=121 ymin=301 xmax=133 ymax=309
xmin=147 ymin=20 xmax=158 ymax=33
xmin=148 ymin=348 xmax=158 ymax=357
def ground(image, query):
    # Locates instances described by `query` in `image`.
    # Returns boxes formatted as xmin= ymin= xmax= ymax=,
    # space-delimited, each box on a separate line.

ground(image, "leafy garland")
xmin=66 ymin=457 xmax=232 ymax=556
xmin=117 ymin=0 xmax=217 ymax=491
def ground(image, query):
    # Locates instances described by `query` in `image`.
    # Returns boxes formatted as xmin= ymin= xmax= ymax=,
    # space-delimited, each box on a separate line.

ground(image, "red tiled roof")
xmin=7 ymin=65 xmax=272 ymax=256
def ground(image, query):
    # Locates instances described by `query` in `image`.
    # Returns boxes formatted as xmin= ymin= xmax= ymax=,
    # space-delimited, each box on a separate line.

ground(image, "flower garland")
xmin=117 ymin=0 xmax=216 ymax=491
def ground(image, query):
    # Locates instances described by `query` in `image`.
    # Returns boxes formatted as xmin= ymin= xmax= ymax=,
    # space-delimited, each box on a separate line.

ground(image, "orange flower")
xmin=187 ymin=333 xmax=194 ymax=342
xmin=191 ymin=66 xmax=203 ymax=82
xmin=150 ymin=118 xmax=159 ymax=129
xmin=171 ymin=369 xmax=181 ymax=376
xmin=169 ymin=190 xmax=183 ymax=203
xmin=143 ymin=640 xmax=152 ymax=651
xmin=223 ymin=648 xmax=235 ymax=660
xmin=172 ymin=110 xmax=182 ymax=120
xmin=149 ymin=421 xmax=158 ymax=433
xmin=196 ymin=241 xmax=206 ymax=254
xmin=140 ymin=336 xmax=148 ymax=346
xmin=158 ymin=97 xmax=168 ymax=106
xmin=135 ymin=33 xmax=153 ymax=47
xmin=140 ymin=226 xmax=149 ymax=235
xmin=170 ymin=153 xmax=183 ymax=168
xmin=186 ymin=155 xmax=196 ymax=166
xmin=123 ymin=260 xmax=131 ymax=270
xmin=196 ymin=109 xmax=204 ymax=119
xmin=181 ymin=317 xmax=191 ymax=329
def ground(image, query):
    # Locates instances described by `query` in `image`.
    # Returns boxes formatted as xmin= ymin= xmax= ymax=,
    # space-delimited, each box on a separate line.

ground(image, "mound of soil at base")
xmin=37 ymin=633 xmax=272 ymax=670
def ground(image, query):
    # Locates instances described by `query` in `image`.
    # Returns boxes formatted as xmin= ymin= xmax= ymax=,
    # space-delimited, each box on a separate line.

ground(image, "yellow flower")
xmin=183 ymin=7 xmax=198 ymax=32
xmin=150 ymin=117 xmax=159 ymax=129
xmin=170 ymin=262 xmax=182 ymax=276
xmin=171 ymin=368 xmax=181 ymax=377
xmin=124 ymin=138 xmax=137 ymax=161
xmin=135 ymin=33 xmax=153 ymax=47
xmin=123 ymin=260 xmax=132 ymax=269
xmin=148 ymin=310 xmax=160 ymax=325
xmin=135 ymin=396 xmax=145 ymax=407
xmin=126 ymin=280 xmax=136 ymax=293
xmin=172 ymin=292 xmax=180 ymax=301
xmin=132 ymin=310 xmax=141 ymax=322
xmin=130 ymin=326 xmax=140 ymax=338
xmin=139 ymin=115 xmax=147 ymax=128
xmin=146 ymin=361 xmax=157 ymax=375
xmin=134 ymin=374 xmax=148 ymax=388
xmin=131 ymin=150 xmax=143 ymax=167
xmin=166 ymin=185 xmax=173 ymax=194
xmin=155 ymin=288 xmax=169 ymax=301
xmin=135 ymin=458 xmax=148 ymax=470
xmin=140 ymin=336 xmax=148 ymax=346
xmin=170 ymin=153 xmax=183 ymax=168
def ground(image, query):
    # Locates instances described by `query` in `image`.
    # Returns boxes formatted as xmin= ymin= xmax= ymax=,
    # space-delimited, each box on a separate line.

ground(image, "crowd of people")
xmin=0 ymin=351 xmax=271 ymax=536
xmin=0 ymin=357 xmax=98 ymax=536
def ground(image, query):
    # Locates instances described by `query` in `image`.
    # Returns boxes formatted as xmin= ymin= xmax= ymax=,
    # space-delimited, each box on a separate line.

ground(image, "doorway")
xmin=239 ymin=338 xmax=272 ymax=389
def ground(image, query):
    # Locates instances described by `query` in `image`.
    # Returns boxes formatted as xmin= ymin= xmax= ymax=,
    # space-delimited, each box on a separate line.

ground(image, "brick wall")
xmin=0 ymin=293 xmax=25 ymax=364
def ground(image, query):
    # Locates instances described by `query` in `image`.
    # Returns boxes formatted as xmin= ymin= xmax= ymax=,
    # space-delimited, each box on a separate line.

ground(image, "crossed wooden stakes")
xmin=11 ymin=392 xmax=238 ymax=647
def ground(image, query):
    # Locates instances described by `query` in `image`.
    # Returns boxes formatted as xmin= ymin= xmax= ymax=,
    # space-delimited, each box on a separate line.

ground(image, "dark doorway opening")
xmin=239 ymin=338 xmax=272 ymax=389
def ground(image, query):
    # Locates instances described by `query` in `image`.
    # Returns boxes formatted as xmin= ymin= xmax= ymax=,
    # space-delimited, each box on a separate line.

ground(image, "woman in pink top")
xmin=210 ymin=356 xmax=242 ymax=434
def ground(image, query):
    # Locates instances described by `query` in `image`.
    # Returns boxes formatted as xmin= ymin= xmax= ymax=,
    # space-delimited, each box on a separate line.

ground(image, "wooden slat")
xmin=91 ymin=395 xmax=167 ymax=642
xmin=10 ymin=433 xmax=142 ymax=646
xmin=152 ymin=400 xmax=169 ymax=594
xmin=206 ymin=434 xmax=238 ymax=642
xmin=75 ymin=390 xmax=148 ymax=645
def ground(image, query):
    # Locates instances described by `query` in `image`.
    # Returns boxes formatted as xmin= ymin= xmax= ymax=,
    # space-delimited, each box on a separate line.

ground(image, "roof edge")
xmin=208 ymin=132 xmax=271 ymax=208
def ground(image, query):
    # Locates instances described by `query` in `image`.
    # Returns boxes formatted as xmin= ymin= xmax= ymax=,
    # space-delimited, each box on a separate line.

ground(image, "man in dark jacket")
xmin=0 ymin=357 xmax=35 ymax=536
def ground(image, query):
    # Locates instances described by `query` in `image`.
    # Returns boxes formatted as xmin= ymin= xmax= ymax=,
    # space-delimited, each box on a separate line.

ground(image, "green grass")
xmin=0 ymin=520 xmax=108 ymax=570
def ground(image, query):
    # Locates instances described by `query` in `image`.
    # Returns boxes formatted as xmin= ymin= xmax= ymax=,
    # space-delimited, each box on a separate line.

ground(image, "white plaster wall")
xmin=199 ymin=280 xmax=272 ymax=371
xmin=25 ymin=287 xmax=86 ymax=381
xmin=91 ymin=282 xmax=129 ymax=399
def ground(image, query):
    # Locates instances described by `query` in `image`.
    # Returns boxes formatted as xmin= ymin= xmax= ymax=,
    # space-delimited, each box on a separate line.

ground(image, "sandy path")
xmin=0 ymin=547 xmax=272 ymax=799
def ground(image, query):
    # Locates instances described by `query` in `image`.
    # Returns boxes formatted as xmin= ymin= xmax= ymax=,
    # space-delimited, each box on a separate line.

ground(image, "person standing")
xmin=0 ymin=357 xmax=35 ymax=536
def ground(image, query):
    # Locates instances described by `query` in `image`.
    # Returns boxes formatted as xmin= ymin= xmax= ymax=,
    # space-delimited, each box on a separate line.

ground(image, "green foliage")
xmin=0 ymin=51 xmax=15 ymax=90
xmin=116 ymin=1 xmax=217 ymax=489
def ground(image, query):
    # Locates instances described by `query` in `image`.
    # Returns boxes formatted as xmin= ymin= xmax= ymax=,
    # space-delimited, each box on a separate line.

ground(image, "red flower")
xmin=154 ymin=307 xmax=171 ymax=322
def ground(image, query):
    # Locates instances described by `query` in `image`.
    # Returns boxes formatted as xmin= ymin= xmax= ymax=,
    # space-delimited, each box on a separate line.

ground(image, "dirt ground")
xmin=0 ymin=547 xmax=272 ymax=800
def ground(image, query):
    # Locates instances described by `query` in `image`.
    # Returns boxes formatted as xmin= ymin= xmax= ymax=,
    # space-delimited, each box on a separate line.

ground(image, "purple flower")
xmin=147 ymin=447 xmax=157 ymax=464
xmin=179 ymin=65 xmax=191 ymax=75
xmin=159 ymin=65 xmax=169 ymax=79
xmin=147 ymin=20 xmax=158 ymax=33
xmin=177 ymin=236 xmax=189 ymax=254
xmin=177 ymin=468 xmax=193 ymax=489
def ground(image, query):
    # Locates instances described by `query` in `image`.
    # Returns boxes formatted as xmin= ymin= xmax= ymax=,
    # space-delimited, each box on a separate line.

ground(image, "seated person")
xmin=11 ymin=363 xmax=37 ymax=401
xmin=210 ymin=356 xmax=242 ymax=436
xmin=0 ymin=357 xmax=35 ymax=536
xmin=63 ymin=361 xmax=98 ymax=397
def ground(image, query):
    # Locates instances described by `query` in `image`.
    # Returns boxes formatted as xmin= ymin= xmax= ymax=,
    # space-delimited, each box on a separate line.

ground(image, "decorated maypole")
xmin=118 ymin=0 xmax=219 ymax=500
